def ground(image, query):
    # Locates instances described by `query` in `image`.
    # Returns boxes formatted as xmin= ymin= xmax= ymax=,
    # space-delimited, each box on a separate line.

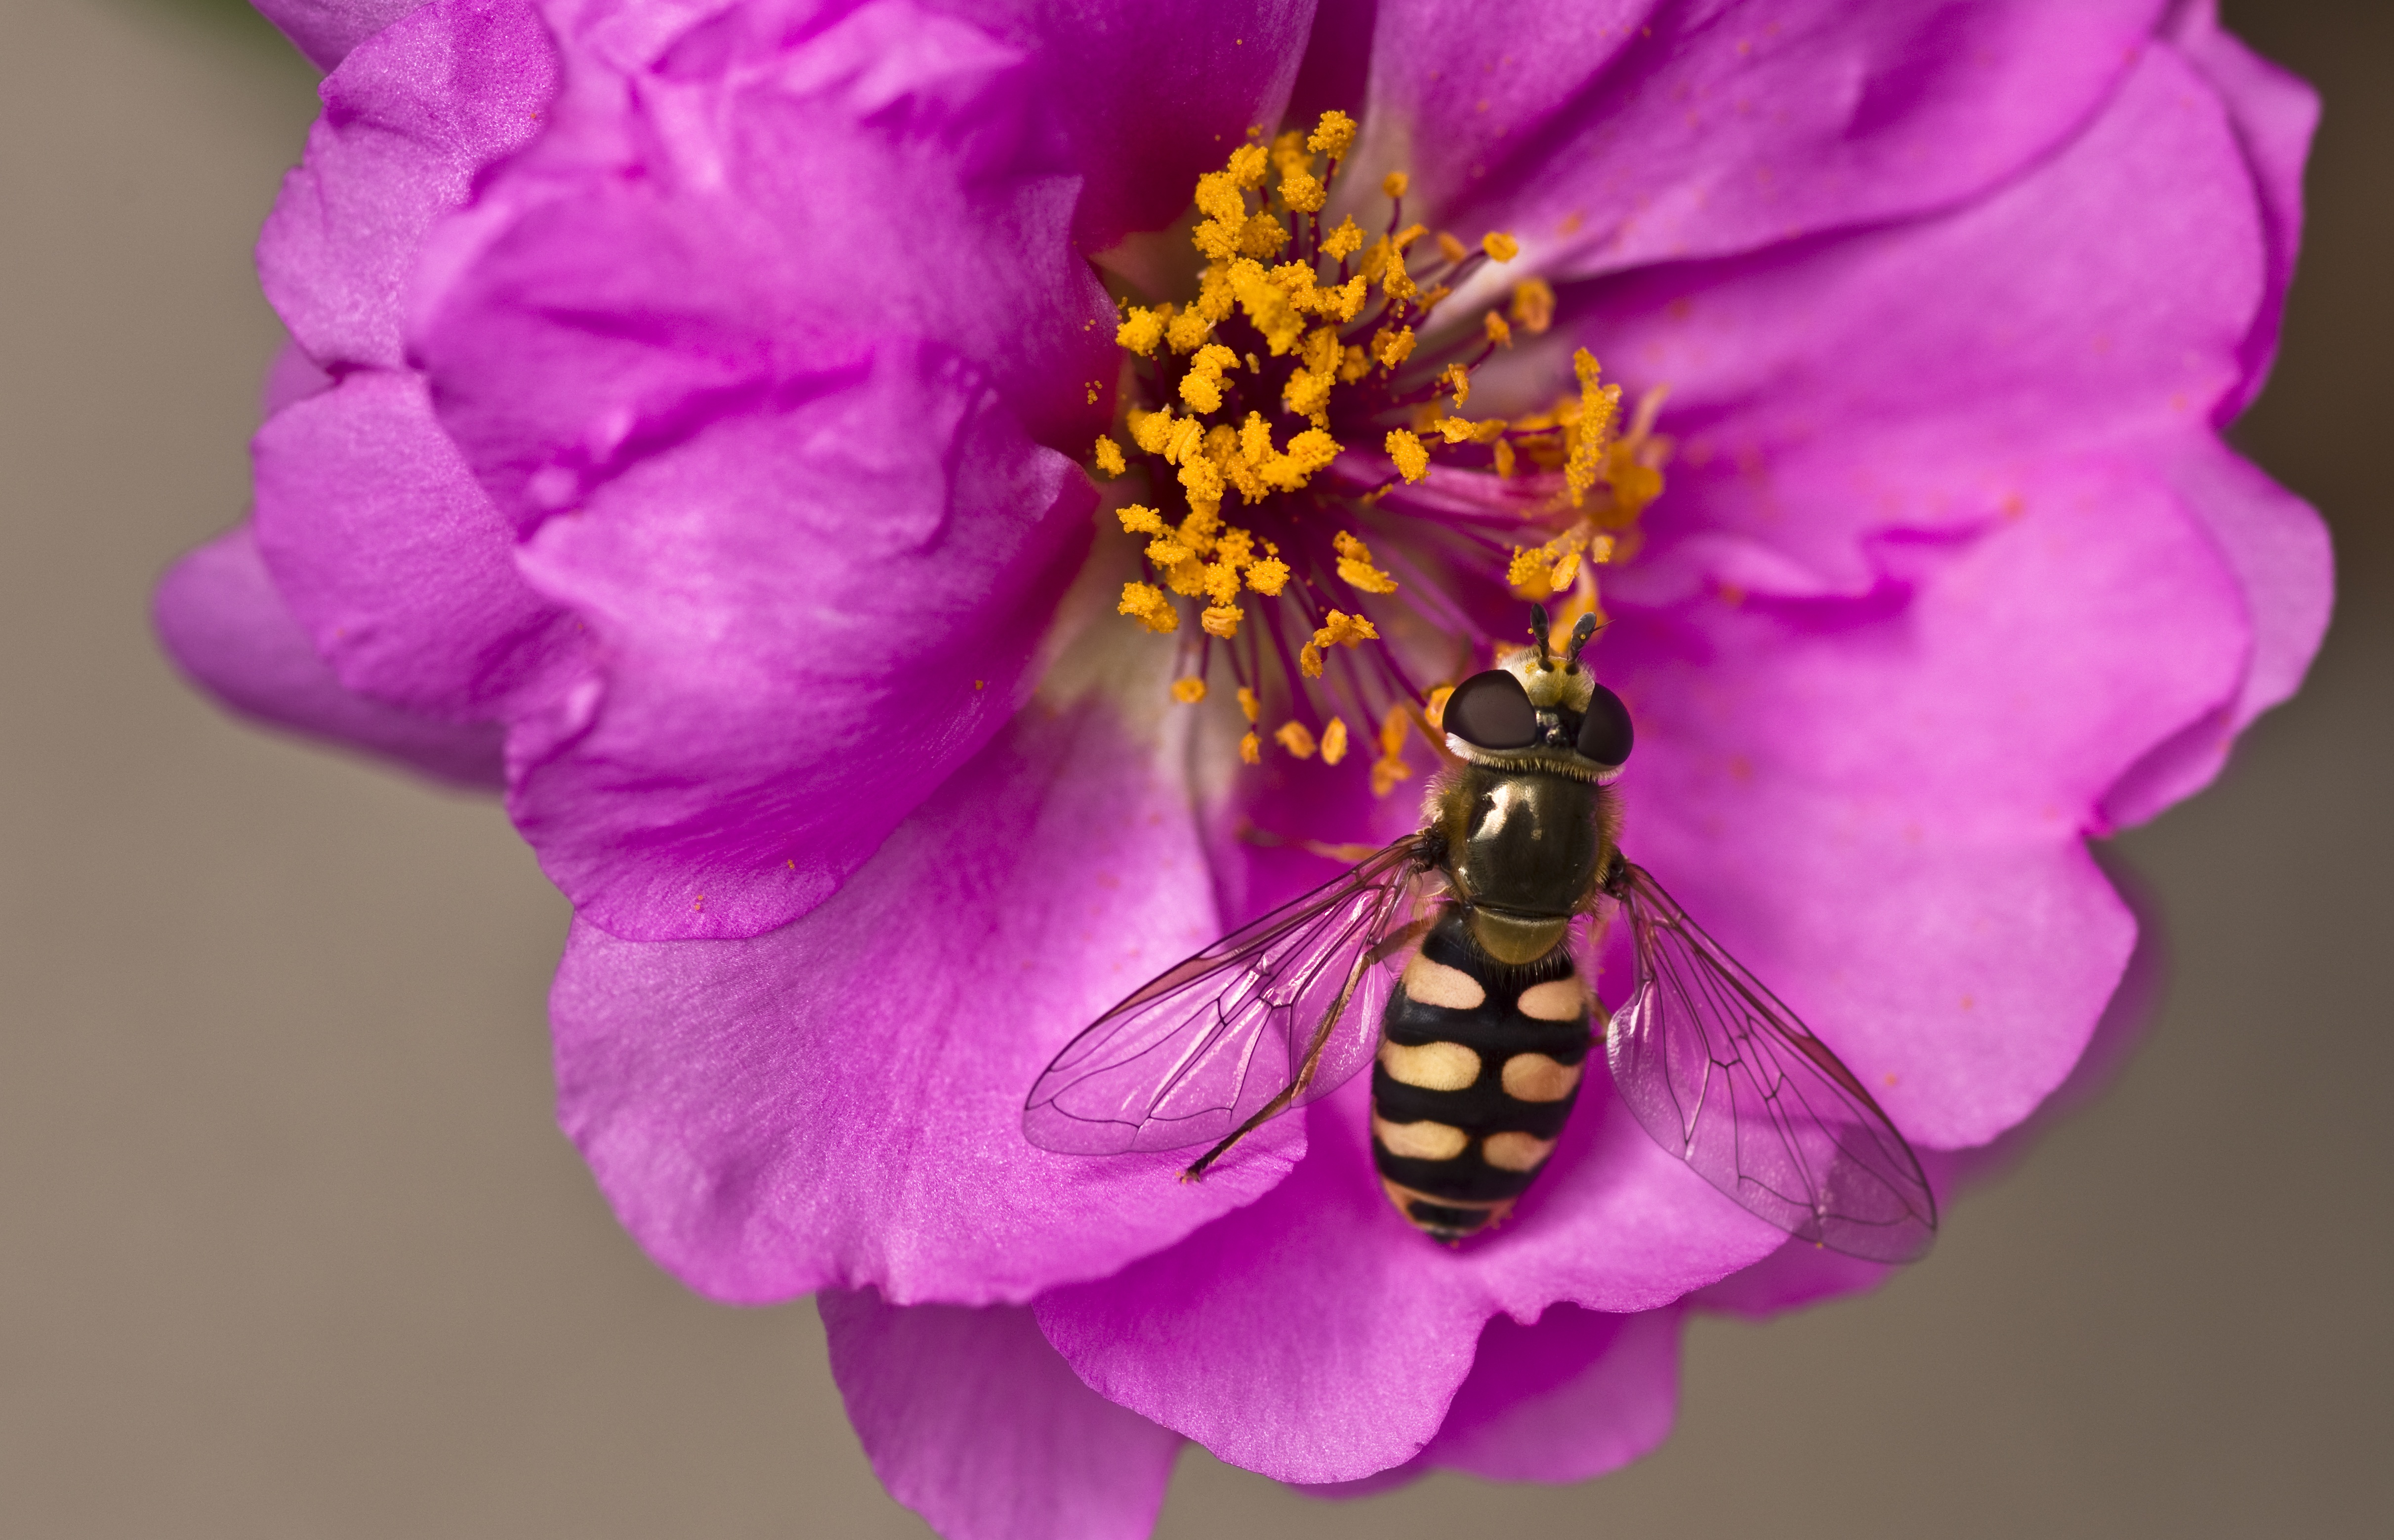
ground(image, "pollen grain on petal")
xmin=1092 ymin=436 xmax=1127 ymax=477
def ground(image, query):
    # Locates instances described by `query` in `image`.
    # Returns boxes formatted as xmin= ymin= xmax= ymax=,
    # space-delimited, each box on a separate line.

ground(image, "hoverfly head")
xmin=1447 ymin=609 xmax=1634 ymax=781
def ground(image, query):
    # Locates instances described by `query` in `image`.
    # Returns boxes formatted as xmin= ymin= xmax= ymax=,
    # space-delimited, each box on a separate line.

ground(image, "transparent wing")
xmin=1606 ymin=863 xmax=1938 ymax=1262
xmin=1024 ymin=833 xmax=1435 ymax=1159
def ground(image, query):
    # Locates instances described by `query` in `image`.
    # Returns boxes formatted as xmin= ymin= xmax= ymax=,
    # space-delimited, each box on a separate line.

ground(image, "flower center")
xmin=1090 ymin=112 xmax=1669 ymax=793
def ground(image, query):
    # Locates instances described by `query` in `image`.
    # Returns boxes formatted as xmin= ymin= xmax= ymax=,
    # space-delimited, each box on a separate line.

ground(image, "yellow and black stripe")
xmin=1371 ymin=908 xmax=1594 ymax=1240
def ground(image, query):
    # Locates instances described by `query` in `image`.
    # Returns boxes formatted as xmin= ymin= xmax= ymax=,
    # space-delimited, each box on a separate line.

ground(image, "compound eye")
xmin=1575 ymin=682 xmax=1635 ymax=768
xmin=1443 ymin=670 xmax=1539 ymax=750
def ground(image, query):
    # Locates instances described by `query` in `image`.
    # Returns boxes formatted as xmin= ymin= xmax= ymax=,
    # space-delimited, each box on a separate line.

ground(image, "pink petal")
xmin=994 ymin=0 xmax=1319 ymax=252
xmin=154 ymin=525 xmax=504 ymax=786
xmin=1605 ymin=453 xmax=2246 ymax=1151
xmin=259 ymin=0 xmax=559 ymax=371
xmin=1418 ymin=1303 xmax=1683 ymax=1483
xmin=549 ymin=680 xmax=1296 ymax=1305
xmin=2163 ymin=0 xmax=2319 ymax=417
xmin=254 ymin=0 xmax=430 ymax=70
xmin=821 ymin=1292 xmax=1180 ymax=1540
xmin=501 ymin=341 xmax=1094 ymax=941
xmin=1356 ymin=0 xmax=2161 ymax=281
xmin=1035 ymin=1073 xmax=1776 ymax=1485
xmin=415 ymin=0 xmax=1115 ymax=523
xmin=2099 ymin=437 xmax=2332 ymax=828
xmin=251 ymin=368 xmax=585 ymax=721
xmin=1578 ymin=42 xmax=2269 ymax=599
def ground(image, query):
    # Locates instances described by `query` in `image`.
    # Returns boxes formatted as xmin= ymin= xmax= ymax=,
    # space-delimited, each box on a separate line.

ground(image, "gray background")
xmin=2 ymin=1 xmax=2385 ymax=1534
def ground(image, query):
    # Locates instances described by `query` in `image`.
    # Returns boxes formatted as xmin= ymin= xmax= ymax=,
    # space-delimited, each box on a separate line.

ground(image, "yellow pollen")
xmin=1118 ymin=582 xmax=1177 ymax=634
xmin=1162 ymin=415 xmax=1205 ymax=463
xmin=1231 ymin=412 xmax=1265 ymax=464
xmin=1316 ymin=608 xmax=1380 ymax=648
xmin=1507 ymin=528 xmax=1593 ymax=602
xmin=1128 ymin=406 xmax=1174 ymax=455
xmin=1425 ymin=684 xmax=1455 ymax=731
xmin=1116 ymin=308 xmax=1165 ymax=356
xmin=1284 ymin=366 xmax=1333 ymax=417
xmin=1511 ymin=277 xmax=1556 ymax=334
xmin=1385 ymin=428 xmax=1430 ymax=482
xmin=1333 ymin=531 xmax=1398 ymax=594
xmin=1564 ymin=348 xmax=1623 ymax=508
xmin=1307 ymin=110 xmax=1357 ymax=159
xmin=1095 ymin=123 xmax=1669 ymax=779
xmin=1301 ymin=608 xmax=1381 ymax=675
xmin=1370 ymin=705 xmax=1412 ymax=797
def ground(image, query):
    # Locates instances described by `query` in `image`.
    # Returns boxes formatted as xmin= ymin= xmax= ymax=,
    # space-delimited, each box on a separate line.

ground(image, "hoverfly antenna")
xmin=1564 ymin=612 xmax=1602 ymax=672
xmin=1528 ymin=604 xmax=1554 ymax=671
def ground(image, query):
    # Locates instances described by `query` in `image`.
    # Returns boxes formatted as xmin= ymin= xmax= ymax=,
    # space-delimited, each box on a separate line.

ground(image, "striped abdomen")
xmin=1370 ymin=909 xmax=1594 ymax=1241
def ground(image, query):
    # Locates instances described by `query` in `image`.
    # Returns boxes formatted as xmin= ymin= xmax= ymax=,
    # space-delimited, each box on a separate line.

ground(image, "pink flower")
xmin=157 ymin=1 xmax=2328 ymax=1535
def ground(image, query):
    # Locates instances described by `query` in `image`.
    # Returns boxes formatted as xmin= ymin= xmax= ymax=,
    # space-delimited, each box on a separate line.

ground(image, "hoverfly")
xmin=1024 ymin=608 xmax=1937 ymax=1261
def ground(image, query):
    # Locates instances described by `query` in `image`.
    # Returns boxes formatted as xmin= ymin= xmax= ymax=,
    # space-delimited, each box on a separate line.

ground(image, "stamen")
xmin=1510 ymin=278 xmax=1555 ymax=334
xmin=1087 ymin=112 xmax=1669 ymax=775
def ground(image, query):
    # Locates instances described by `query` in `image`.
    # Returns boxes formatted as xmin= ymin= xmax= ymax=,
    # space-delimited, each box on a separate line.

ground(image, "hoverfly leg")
xmin=1182 ymin=905 xmax=1394 ymax=1181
